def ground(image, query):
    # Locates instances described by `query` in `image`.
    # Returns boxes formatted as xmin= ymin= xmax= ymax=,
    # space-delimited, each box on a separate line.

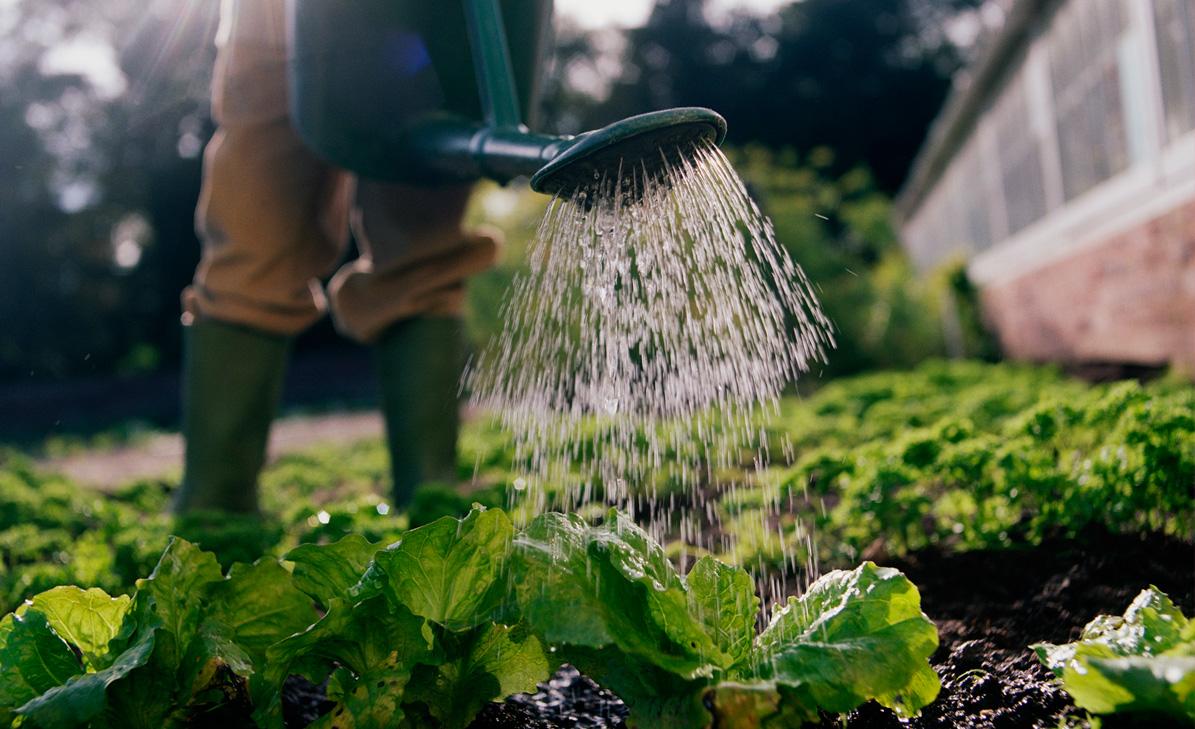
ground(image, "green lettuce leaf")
xmin=259 ymin=594 xmax=435 ymax=729
xmin=749 ymin=561 xmax=940 ymax=721
xmin=365 ymin=508 xmax=513 ymax=631
xmin=686 ymin=556 xmax=758 ymax=670
xmin=564 ymin=646 xmax=711 ymax=729
xmin=512 ymin=511 xmax=709 ymax=676
xmin=309 ymin=661 xmax=410 ymax=729
xmin=266 ymin=595 xmax=434 ymax=686
xmin=207 ymin=558 xmax=316 ymax=667
xmin=97 ymin=651 xmax=179 ymax=729
xmin=1034 ymin=586 xmax=1195 ymax=718
xmin=1 ymin=588 xmax=147 ymax=729
xmin=16 ymin=625 xmax=155 ymax=729
xmin=0 ymin=610 xmax=81 ymax=718
xmin=286 ymin=534 xmax=379 ymax=607
xmin=135 ymin=536 xmax=223 ymax=665
xmin=20 ymin=586 xmax=132 ymax=666
xmin=404 ymin=623 xmax=548 ymax=729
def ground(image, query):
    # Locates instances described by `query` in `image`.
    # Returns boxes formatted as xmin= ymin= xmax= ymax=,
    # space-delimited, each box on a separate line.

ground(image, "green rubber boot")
xmin=376 ymin=317 xmax=464 ymax=507
xmin=174 ymin=318 xmax=289 ymax=515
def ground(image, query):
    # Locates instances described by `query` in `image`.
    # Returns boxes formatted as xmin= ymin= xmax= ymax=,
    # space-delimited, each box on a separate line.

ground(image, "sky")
xmin=556 ymin=0 xmax=789 ymax=29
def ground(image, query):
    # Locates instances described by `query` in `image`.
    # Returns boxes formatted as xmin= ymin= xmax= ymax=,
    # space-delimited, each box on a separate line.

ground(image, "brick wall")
xmin=980 ymin=198 xmax=1195 ymax=372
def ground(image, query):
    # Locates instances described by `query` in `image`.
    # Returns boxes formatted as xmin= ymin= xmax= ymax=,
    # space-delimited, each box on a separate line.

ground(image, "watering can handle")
xmin=463 ymin=0 xmax=526 ymax=131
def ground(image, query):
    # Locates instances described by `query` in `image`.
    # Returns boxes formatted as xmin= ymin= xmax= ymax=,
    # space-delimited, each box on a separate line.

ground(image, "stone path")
xmin=40 ymin=411 xmax=384 ymax=490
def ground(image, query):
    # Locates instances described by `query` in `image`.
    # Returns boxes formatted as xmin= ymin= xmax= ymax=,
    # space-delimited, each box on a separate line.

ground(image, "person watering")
xmin=174 ymin=0 xmax=516 ymax=514
xmin=174 ymin=0 xmax=725 ymax=514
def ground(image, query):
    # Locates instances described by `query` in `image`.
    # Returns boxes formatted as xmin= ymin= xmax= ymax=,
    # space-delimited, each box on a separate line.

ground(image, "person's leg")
xmin=176 ymin=0 xmax=351 ymax=514
xmin=329 ymin=182 xmax=501 ymax=506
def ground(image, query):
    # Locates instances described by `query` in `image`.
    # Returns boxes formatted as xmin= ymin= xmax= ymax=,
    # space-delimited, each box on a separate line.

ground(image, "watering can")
xmin=287 ymin=0 xmax=726 ymax=195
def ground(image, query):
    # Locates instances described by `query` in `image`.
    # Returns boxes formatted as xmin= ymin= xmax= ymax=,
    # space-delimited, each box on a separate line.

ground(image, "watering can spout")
xmin=402 ymin=107 xmax=727 ymax=195
xmin=528 ymin=107 xmax=726 ymax=195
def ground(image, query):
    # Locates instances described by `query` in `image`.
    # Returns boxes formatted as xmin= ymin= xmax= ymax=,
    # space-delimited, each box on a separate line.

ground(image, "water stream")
xmin=466 ymin=139 xmax=834 ymax=601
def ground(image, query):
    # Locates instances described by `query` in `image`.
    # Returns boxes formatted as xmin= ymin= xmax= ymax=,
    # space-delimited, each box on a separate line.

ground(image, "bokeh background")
xmin=2 ymin=0 xmax=1192 ymax=445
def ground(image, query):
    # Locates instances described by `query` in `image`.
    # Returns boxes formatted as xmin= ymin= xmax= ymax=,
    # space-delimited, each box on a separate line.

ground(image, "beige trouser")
xmin=185 ymin=0 xmax=500 ymax=343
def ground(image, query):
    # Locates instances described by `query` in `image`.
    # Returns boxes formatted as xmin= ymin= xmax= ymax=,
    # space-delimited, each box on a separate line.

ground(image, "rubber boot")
xmin=376 ymin=317 xmax=464 ymax=507
xmin=174 ymin=318 xmax=289 ymax=515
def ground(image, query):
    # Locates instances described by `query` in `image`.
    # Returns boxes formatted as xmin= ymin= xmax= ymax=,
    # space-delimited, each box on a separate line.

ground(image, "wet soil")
xmin=283 ymin=528 xmax=1193 ymax=728
xmin=822 ymin=527 xmax=1195 ymax=729
xmin=473 ymin=665 xmax=629 ymax=728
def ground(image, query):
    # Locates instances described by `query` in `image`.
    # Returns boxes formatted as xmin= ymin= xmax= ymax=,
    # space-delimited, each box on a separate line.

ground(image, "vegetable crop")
xmin=0 ymin=507 xmax=940 ymax=728
xmin=1034 ymin=586 xmax=1195 ymax=721
xmin=4 ymin=361 xmax=1190 ymax=615
xmin=739 ymin=361 xmax=1195 ymax=569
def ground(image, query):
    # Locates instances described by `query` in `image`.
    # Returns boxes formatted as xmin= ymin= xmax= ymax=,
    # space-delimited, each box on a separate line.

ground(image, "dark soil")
xmin=282 ymin=529 xmax=1194 ymax=728
xmin=824 ymin=527 xmax=1195 ymax=729
xmin=282 ymin=675 xmax=335 ymax=728
xmin=472 ymin=665 xmax=629 ymax=728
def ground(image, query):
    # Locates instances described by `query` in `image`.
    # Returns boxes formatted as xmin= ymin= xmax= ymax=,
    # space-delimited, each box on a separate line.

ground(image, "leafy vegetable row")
xmin=0 ymin=507 xmax=941 ymax=729
xmin=4 ymin=361 xmax=1190 ymax=616
xmin=725 ymin=363 xmax=1194 ymax=570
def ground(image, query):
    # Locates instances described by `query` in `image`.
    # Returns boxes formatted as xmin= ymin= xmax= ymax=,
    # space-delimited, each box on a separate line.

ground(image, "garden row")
xmin=1 ymin=506 xmax=941 ymax=728
xmin=724 ymin=360 xmax=1194 ymax=569
xmin=5 ymin=505 xmax=1191 ymax=727
xmin=1 ymin=361 xmax=1192 ymax=726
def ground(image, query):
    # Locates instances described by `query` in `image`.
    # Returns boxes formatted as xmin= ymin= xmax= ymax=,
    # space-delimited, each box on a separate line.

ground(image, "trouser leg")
xmin=328 ymin=182 xmax=501 ymax=505
xmin=177 ymin=0 xmax=351 ymax=514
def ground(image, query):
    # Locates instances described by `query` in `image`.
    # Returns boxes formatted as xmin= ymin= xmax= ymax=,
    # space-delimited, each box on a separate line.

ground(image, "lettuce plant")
xmin=0 ymin=507 xmax=940 ymax=728
xmin=1034 ymin=586 xmax=1195 ymax=721
xmin=513 ymin=510 xmax=940 ymax=728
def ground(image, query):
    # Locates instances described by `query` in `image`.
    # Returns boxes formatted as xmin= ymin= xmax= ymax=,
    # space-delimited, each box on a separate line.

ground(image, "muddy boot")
xmin=376 ymin=316 xmax=464 ymax=508
xmin=174 ymin=318 xmax=289 ymax=515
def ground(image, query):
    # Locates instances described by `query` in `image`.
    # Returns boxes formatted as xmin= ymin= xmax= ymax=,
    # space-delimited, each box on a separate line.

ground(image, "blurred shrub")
xmin=733 ymin=146 xmax=946 ymax=377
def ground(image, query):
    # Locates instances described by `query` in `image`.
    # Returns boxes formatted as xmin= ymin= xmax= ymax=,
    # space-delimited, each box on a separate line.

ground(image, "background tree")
xmin=543 ymin=0 xmax=981 ymax=193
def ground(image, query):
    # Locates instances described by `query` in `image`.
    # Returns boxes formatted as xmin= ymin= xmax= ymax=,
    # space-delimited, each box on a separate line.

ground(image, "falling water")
xmin=466 ymin=139 xmax=834 ymax=603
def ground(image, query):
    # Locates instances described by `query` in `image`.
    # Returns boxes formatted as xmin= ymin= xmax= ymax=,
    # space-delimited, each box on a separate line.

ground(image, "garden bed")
xmin=470 ymin=528 xmax=1191 ymax=729
xmin=843 ymin=527 xmax=1193 ymax=729
xmin=2 ymin=361 xmax=1191 ymax=728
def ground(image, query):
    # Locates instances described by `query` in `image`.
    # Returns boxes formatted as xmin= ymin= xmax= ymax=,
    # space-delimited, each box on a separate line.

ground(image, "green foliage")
xmin=2 ymin=361 xmax=1190 ymax=724
xmin=752 ymin=361 xmax=1195 ymax=567
xmin=22 ymin=587 xmax=131 ymax=665
xmin=0 ymin=436 xmax=517 ymax=614
xmin=512 ymin=509 xmax=939 ymax=728
xmin=404 ymin=623 xmax=547 ymax=729
xmin=753 ymin=563 xmax=940 ymax=721
xmin=0 ymin=508 xmax=939 ymax=728
xmin=365 ymin=509 xmax=513 ymax=631
xmin=1034 ymin=586 xmax=1195 ymax=721
xmin=0 ymin=535 xmax=315 ymax=729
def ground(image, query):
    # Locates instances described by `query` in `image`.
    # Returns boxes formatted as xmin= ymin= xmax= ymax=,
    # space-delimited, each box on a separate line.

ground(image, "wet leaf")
xmin=751 ymin=561 xmax=940 ymax=720
xmin=686 ymin=556 xmax=758 ymax=670
xmin=368 ymin=508 xmax=512 ymax=631
xmin=286 ymin=534 xmax=379 ymax=606
xmin=1035 ymin=586 xmax=1195 ymax=718
xmin=405 ymin=623 xmax=548 ymax=729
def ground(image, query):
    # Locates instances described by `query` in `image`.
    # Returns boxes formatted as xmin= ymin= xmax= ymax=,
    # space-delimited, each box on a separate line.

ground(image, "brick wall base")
xmin=980 ymin=199 xmax=1195 ymax=373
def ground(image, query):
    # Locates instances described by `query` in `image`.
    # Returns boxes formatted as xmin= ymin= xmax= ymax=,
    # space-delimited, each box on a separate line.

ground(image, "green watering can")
xmin=287 ymin=0 xmax=726 ymax=195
